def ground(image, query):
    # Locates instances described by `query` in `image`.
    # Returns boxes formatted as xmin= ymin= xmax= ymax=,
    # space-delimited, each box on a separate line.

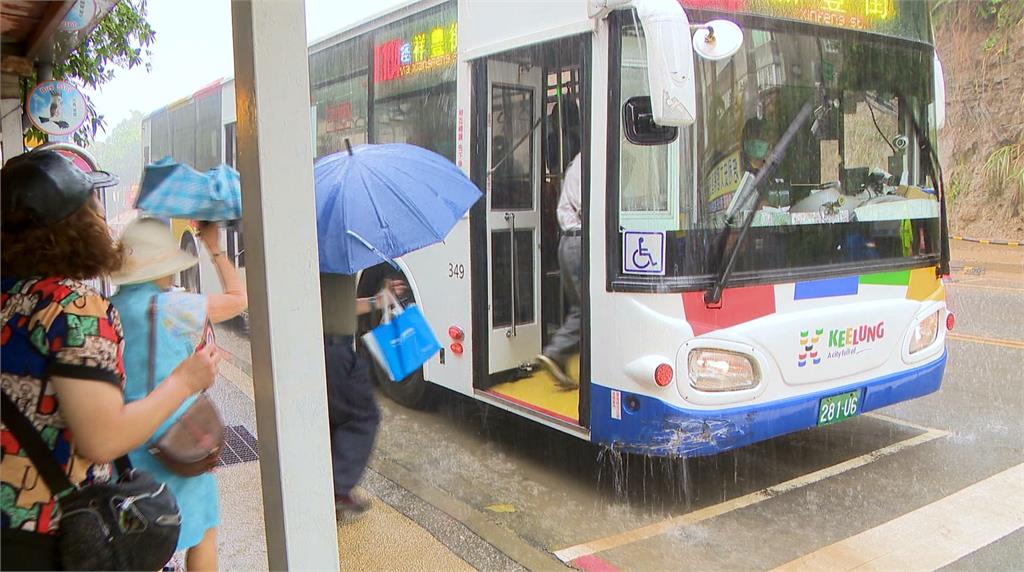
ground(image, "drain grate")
xmin=217 ymin=425 xmax=259 ymax=467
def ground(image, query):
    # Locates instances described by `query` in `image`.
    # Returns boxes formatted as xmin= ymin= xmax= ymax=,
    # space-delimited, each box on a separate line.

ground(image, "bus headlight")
xmin=909 ymin=310 xmax=940 ymax=354
xmin=687 ymin=349 xmax=760 ymax=392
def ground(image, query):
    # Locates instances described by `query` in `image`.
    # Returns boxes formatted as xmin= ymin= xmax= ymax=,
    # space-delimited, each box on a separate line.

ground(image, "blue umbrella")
xmin=314 ymin=143 xmax=482 ymax=275
xmin=136 ymin=157 xmax=241 ymax=221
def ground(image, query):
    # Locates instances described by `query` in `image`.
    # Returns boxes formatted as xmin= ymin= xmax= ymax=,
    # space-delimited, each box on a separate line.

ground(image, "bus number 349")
xmin=448 ymin=263 xmax=465 ymax=279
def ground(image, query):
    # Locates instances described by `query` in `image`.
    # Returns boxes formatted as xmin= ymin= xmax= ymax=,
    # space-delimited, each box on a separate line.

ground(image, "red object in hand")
xmin=196 ymin=320 xmax=217 ymax=351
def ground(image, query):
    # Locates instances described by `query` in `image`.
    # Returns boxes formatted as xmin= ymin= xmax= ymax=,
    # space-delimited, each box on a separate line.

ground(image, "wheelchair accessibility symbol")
xmin=622 ymin=231 xmax=665 ymax=275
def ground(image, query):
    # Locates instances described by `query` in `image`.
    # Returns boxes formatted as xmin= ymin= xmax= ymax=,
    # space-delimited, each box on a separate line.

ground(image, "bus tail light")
xmin=945 ymin=311 xmax=955 ymax=331
xmin=449 ymin=342 xmax=464 ymax=356
xmin=909 ymin=310 xmax=940 ymax=354
xmin=654 ymin=363 xmax=674 ymax=387
xmin=448 ymin=326 xmax=464 ymax=340
xmin=687 ymin=349 xmax=759 ymax=392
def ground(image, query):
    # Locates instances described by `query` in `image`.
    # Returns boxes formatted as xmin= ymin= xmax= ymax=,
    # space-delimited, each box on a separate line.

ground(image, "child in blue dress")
xmin=111 ymin=218 xmax=247 ymax=571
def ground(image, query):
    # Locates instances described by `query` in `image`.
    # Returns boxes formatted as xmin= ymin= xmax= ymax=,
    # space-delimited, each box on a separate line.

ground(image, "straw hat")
xmin=111 ymin=218 xmax=198 ymax=285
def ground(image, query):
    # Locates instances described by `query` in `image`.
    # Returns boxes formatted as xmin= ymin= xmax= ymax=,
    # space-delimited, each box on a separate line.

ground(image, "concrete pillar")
xmin=1 ymin=99 xmax=24 ymax=161
xmin=229 ymin=1 xmax=340 ymax=570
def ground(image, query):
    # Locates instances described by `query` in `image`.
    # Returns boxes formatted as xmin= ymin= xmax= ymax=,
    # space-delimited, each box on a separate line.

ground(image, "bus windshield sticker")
xmin=623 ymin=231 xmax=666 ymax=276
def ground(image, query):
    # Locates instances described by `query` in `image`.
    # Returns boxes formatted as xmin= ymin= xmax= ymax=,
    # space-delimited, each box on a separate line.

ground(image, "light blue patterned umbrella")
xmin=136 ymin=157 xmax=241 ymax=221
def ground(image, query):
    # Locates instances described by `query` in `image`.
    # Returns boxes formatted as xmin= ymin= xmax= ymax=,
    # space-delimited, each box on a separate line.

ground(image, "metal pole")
xmin=230 ymin=1 xmax=339 ymax=569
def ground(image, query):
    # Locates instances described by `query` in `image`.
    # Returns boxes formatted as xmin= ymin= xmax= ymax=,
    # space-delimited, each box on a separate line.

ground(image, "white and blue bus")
xmin=149 ymin=0 xmax=951 ymax=457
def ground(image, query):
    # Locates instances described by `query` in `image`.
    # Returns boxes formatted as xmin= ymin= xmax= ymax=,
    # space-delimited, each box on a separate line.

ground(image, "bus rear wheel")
xmin=357 ymin=266 xmax=437 ymax=410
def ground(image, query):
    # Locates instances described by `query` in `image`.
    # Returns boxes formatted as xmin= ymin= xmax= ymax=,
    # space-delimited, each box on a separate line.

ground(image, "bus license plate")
xmin=818 ymin=390 xmax=860 ymax=426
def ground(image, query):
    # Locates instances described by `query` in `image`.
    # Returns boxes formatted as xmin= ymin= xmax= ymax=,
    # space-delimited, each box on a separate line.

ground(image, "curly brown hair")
xmin=2 ymin=196 xmax=125 ymax=280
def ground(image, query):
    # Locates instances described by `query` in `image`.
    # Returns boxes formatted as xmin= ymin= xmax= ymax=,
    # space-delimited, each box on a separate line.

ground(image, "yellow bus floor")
xmin=487 ymin=355 xmax=581 ymax=424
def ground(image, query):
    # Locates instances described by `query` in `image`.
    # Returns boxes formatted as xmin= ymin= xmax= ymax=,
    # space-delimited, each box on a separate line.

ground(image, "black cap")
xmin=2 ymin=150 xmax=118 ymax=229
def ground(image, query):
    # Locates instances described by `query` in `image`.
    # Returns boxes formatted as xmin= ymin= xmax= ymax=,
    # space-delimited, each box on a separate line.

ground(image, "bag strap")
xmin=380 ymin=289 xmax=404 ymax=324
xmin=1 ymin=391 xmax=75 ymax=495
xmin=147 ymin=295 xmax=158 ymax=394
xmin=2 ymin=392 xmax=133 ymax=491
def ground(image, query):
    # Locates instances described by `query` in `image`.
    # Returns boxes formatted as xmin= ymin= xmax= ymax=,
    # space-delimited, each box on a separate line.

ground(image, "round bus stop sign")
xmin=61 ymin=0 xmax=98 ymax=32
xmin=26 ymin=81 xmax=88 ymax=137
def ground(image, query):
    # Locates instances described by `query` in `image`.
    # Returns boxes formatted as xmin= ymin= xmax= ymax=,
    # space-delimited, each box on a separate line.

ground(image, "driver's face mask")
xmin=744 ymin=139 xmax=770 ymax=161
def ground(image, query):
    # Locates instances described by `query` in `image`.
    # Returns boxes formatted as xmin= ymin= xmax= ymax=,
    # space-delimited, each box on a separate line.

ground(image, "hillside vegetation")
xmin=935 ymin=0 xmax=1024 ymax=240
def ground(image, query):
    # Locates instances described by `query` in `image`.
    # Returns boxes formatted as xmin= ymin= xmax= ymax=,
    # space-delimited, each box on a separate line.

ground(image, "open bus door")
xmin=485 ymin=60 xmax=544 ymax=377
xmin=471 ymin=38 xmax=591 ymax=432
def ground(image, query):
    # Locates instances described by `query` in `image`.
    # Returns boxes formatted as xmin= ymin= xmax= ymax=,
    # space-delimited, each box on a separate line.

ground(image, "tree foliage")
xmin=89 ymin=110 xmax=144 ymax=185
xmin=25 ymin=0 xmax=155 ymax=146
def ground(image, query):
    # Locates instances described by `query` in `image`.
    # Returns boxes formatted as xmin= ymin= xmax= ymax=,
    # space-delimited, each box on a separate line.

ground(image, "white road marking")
xmin=772 ymin=463 xmax=1024 ymax=572
xmin=553 ymin=423 xmax=949 ymax=563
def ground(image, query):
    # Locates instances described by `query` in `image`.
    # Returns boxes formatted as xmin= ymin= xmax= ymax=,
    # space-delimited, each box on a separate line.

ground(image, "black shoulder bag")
xmin=1 ymin=392 xmax=181 ymax=571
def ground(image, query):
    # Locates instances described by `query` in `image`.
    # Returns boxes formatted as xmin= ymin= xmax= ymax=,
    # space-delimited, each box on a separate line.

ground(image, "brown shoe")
xmin=536 ymin=354 xmax=578 ymax=389
xmin=335 ymin=487 xmax=372 ymax=524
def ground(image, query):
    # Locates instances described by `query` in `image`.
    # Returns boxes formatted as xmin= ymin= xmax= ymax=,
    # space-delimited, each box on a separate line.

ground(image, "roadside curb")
xmin=213 ymin=338 xmax=563 ymax=570
xmin=369 ymin=455 xmax=568 ymax=571
xmin=951 ymin=235 xmax=1023 ymax=247
xmin=949 ymin=261 xmax=1023 ymax=276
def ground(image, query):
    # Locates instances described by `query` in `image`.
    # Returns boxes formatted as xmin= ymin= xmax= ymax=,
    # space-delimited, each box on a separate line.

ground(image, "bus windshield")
xmin=613 ymin=15 xmax=940 ymax=288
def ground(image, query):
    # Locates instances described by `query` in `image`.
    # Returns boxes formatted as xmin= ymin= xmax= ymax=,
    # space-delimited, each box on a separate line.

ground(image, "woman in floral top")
xmin=0 ymin=151 xmax=221 ymax=570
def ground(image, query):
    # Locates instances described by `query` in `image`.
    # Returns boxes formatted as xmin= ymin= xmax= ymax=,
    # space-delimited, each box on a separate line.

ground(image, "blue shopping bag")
xmin=361 ymin=298 xmax=441 ymax=381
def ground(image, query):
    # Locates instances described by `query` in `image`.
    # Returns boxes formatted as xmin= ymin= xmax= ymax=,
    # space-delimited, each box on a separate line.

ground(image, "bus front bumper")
xmin=589 ymin=351 xmax=946 ymax=457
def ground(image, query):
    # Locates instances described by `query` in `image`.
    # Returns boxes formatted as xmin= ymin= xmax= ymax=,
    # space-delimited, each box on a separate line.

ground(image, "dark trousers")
xmin=542 ymin=234 xmax=583 ymax=366
xmin=324 ymin=335 xmax=381 ymax=497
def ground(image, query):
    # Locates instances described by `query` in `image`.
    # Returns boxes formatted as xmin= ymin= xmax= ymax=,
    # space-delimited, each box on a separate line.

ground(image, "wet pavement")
xmin=211 ymin=242 xmax=1022 ymax=571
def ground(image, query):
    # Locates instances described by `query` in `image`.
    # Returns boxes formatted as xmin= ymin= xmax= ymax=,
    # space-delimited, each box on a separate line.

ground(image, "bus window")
xmin=310 ymin=36 xmax=369 ymax=158
xmin=839 ymin=94 xmax=904 ymax=182
xmin=171 ymin=102 xmax=196 ymax=167
xmin=370 ymin=5 xmax=456 ymax=161
xmin=609 ymin=12 xmax=939 ymax=289
xmin=617 ymin=22 xmax=695 ymax=233
xmin=224 ymin=122 xmax=236 ymax=168
xmin=491 ymin=85 xmax=535 ymax=211
xmin=151 ymin=109 xmax=171 ymax=161
xmin=194 ymin=89 xmax=222 ymax=171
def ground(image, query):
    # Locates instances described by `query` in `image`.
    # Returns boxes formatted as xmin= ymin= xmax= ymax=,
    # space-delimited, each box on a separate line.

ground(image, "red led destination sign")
xmin=678 ymin=0 xmax=927 ymax=39
xmin=374 ymin=22 xmax=457 ymax=84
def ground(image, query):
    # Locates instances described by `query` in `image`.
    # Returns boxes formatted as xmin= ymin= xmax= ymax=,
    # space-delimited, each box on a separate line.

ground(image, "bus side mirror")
xmin=632 ymin=0 xmax=698 ymax=127
xmin=623 ymin=96 xmax=678 ymax=145
xmin=932 ymin=53 xmax=946 ymax=131
xmin=590 ymin=0 xmax=743 ymax=127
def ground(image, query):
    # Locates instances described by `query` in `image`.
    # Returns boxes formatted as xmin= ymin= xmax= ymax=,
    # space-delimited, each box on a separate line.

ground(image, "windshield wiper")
xmin=705 ymin=103 xmax=813 ymax=304
xmin=900 ymin=92 xmax=950 ymax=277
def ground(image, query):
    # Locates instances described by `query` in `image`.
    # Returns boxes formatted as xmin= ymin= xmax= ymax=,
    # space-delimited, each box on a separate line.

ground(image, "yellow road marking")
xmin=772 ymin=463 xmax=1024 ymax=572
xmin=947 ymin=332 xmax=1024 ymax=351
xmin=552 ymin=425 xmax=949 ymax=563
xmin=947 ymin=276 xmax=985 ymax=284
xmin=948 ymin=282 xmax=1024 ymax=293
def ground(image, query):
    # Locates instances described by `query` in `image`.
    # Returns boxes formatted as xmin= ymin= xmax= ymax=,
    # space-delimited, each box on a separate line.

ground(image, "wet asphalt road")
xmin=215 ymin=246 xmax=1023 ymax=571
